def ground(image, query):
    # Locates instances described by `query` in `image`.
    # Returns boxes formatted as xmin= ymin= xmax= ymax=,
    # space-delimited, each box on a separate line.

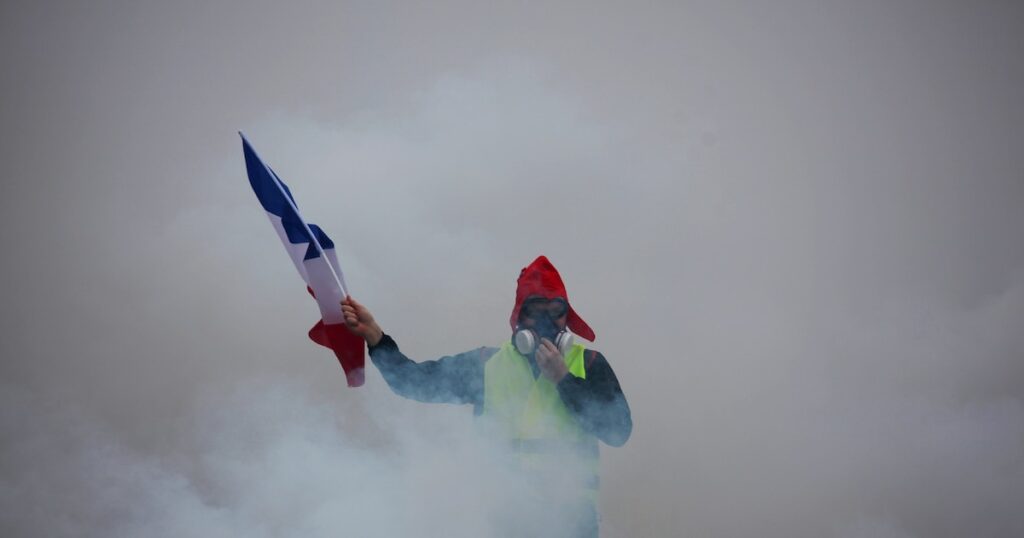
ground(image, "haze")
xmin=2 ymin=1 xmax=1022 ymax=536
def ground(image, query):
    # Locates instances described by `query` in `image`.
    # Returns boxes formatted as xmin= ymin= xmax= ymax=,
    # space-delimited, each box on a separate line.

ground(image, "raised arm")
xmin=342 ymin=296 xmax=494 ymax=407
xmin=368 ymin=335 xmax=494 ymax=407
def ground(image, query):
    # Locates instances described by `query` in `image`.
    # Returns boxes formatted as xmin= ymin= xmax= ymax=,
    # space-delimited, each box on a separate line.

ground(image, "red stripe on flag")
xmin=309 ymin=320 xmax=366 ymax=387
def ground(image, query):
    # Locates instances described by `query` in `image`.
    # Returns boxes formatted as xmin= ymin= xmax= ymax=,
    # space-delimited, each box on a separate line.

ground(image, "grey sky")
xmin=2 ymin=1 xmax=1023 ymax=536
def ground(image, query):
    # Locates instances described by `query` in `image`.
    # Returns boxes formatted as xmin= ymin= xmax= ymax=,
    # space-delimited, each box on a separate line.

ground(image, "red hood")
xmin=509 ymin=255 xmax=595 ymax=342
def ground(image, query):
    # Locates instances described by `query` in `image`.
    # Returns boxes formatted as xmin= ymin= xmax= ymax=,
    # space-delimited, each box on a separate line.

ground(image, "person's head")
xmin=509 ymin=256 xmax=595 ymax=354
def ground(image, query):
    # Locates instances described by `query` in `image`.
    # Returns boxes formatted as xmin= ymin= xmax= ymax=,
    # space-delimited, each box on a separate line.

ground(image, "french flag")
xmin=240 ymin=133 xmax=365 ymax=387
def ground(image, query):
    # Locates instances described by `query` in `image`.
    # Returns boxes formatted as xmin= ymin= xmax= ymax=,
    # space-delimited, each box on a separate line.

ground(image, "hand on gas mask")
xmin=535 ymin=337 xmax=569 ymax=382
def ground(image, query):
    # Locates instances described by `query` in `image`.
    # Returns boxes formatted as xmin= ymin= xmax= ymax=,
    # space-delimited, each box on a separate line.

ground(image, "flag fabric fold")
xmin=240 ymin=133 xmax=365 ymax=387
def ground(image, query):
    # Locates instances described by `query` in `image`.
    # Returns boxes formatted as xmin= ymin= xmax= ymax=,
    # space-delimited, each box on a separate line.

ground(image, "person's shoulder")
xmin=583 ymin=348 xmax=607 ymax=369
xmin=472 ymin=345 xmax=501 ymax=362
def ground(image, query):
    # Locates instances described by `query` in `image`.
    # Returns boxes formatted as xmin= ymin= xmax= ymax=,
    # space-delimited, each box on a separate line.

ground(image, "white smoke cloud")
xmin=2 ymin=2 xmax=1023 ymax=537
xmin=1 ymin=378 xmax=595 ymax=537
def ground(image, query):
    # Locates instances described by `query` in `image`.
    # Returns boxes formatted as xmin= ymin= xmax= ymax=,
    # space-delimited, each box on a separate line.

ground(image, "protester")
xmin=342 ymin=255 xmax=631 ymax=537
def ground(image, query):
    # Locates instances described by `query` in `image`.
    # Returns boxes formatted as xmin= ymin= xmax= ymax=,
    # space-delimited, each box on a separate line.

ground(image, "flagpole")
xmin=239 ymin=131 xmax=349 ymax=299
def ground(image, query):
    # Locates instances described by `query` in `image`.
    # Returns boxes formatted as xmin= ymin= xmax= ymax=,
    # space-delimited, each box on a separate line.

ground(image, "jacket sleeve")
xmin=368 ymin=333 xmax=494 ymax=408
xmin=556 ymin=351 xmax=633 ymax=447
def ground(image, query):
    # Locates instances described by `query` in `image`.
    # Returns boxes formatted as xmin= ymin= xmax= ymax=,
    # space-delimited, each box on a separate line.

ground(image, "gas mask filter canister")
xmin=514 ymin=326 xmax=575 ymax=357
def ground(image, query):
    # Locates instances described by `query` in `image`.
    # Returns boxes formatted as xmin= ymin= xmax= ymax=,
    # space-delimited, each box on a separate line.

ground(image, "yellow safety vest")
xmin=481 ymin=341 xmax=600 ymax=499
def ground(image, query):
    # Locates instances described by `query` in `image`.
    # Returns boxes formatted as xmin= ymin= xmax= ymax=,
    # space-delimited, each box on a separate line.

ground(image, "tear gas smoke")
xmin=2 ymin=1 xmax=1023 ymax=537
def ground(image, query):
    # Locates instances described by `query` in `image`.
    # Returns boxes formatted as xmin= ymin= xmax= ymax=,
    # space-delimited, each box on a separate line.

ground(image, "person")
xmin=341 ymin=255 xmax=632 ymax=537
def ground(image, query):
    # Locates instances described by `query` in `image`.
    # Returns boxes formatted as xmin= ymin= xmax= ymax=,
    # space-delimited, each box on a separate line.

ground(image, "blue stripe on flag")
xmin=242 ymin=134 xmax=338 ymax=262
xmin=281 ymin=215 xmax=309 ymax=244
xmin=304 ymin=225 xmax=334 ymax=260
xmin=242 ymin=137 xmax=300 ymax=218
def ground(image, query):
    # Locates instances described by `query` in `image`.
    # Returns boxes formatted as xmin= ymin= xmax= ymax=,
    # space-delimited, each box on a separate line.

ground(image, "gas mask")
xmin=513 ymin=299 xmax=575 ymax=356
